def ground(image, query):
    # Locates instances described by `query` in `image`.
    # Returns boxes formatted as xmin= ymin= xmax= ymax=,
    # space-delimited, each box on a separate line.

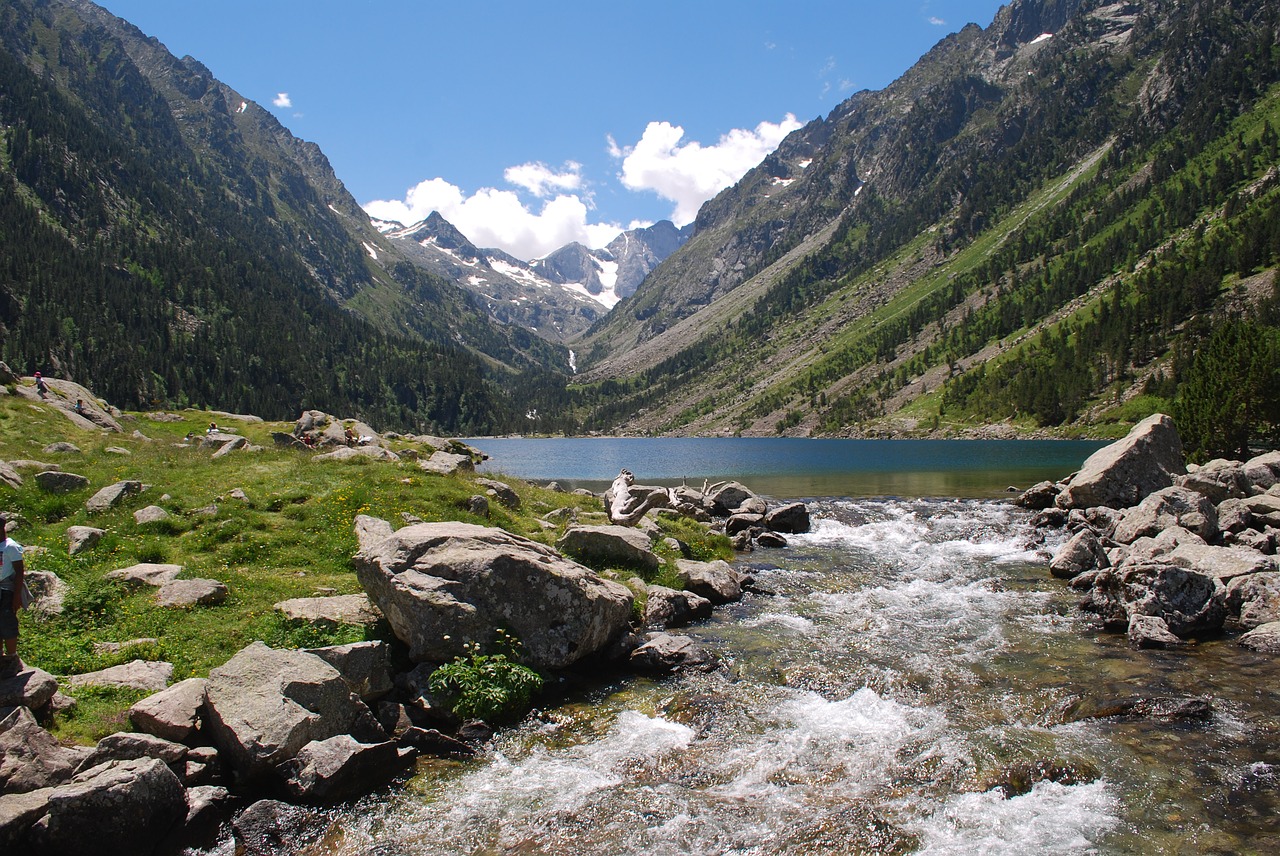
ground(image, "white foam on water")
xmin=913 ymin=779 xmax=1119 ymax=855
xmin=433 ymin=711 xmax=694 ymax=824
xmin=742 ymin=612 xmax=814 ymax=635
xmin=709 ymin=687 xmax=945 ymax=801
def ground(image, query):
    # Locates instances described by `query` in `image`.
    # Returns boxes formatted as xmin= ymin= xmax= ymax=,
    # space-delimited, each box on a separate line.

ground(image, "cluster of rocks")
xmin=271 ymin=409 xmax=488 ymax=473
xmin=0 ymin=637 xmax=465 ymax=853
xmin=1020 ymin=414 xmax=1280 ymax=651
xmin=602 ymin=469 xmax=811 ymax=550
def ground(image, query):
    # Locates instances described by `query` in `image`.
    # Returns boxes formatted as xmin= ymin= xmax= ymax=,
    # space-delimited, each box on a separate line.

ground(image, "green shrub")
xmin=428 ymin=633 xmax=543 ymax=723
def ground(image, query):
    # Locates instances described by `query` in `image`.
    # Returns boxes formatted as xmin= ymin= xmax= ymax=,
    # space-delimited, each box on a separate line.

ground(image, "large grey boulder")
xmin=644 ymin=585 xmax=713 ymax=629
xmin=1176 ymin=460 xmax=1251 ymax=504
xmin=133 ymin=505 xmax=171 ymax=525
xmin=765 ymin=502 xmax=811 ymax=534
xmin=629 ymin=632 xmax=717 ymax=675
xmin=1112 ymin=486 xmax=1218 ymax=544
xmin=204 ymin=642 xmax=372 ymax=781
xmin=129 ymin=678 xmax=208 ymax=743
xmin=675 ymin=559 xmax=744 ymax=605
xmin=1225 ymin=572 xmax=1280 ymax=629
xmin=1243 ymin=451 xmax=1280 ymax=491
xmin=0 ymin=707 xmax=84 ymax=793
xmin=1088 ymin=563 xmax=1226 ymax=637
xmin=1238 ymin=621 xmax=1280 ymax=653
xmin=1049 ymin=529 xmax=1110 ymax=579
xmin=33 ymin=471 xmax=88 ymax=493
xmin=85 ymin=479 xmax=143 ymax=513
xmin=304 ymin=641 xmax=394 ymax=703
xmin=276 ymin=735 xmax=410 ymax=804
xmin=1127 ymin=614 xmax=1184 ymax=649
xmin=707 ymin=482 xmax=761 ymax=516
xmin=0 ymin=665 xmax=59 ymax=711
xmin=1057 ymin=414 xmax=1186 ymax=510
xmin=0 ymin=787 xmax=54 ymax=850
xmin=26 ymin=758 xmax=186 ymax=856
xmin=556 ymin=525 xmax=660 ymax=573
xmin=353 ymin=520 xmax=633 ymax=669
xmin=419 ymin=451 xmax=473 ymax=475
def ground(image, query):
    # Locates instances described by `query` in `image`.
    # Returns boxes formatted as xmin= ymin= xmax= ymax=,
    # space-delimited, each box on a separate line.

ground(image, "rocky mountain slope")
xmin=571 ymin=0 xmax=1280 ymax=446
xmin=0 ymin=0 xmax=566 ymax=433
xmin=376 ymin=215 xmax=691 ymax=342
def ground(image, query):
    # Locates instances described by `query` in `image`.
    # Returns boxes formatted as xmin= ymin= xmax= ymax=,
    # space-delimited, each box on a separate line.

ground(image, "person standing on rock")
xmin=0 ymin=514 xmax=25 ymax=676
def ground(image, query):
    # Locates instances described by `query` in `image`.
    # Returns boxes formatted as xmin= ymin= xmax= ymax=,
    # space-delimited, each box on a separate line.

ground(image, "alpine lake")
xmin=301 ymin=438 xmax=1280 ymax=855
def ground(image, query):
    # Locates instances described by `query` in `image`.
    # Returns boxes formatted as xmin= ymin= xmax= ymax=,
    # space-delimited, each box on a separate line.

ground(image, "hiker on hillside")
xmin=34 ymin=371 xmax=47 ymax=397
xmin=0 ymin=514 xmax=25 ymax=676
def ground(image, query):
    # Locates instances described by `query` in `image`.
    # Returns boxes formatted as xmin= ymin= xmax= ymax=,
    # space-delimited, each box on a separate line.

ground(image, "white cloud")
xmin=929 ymin=16 xmax=946 ymax=26
xmin=273 ymin=92 xmax=292 ymax=108
xmin=363 ymin=177 xmax=633 ymax=261
xmin=609 ymin=114 xmax=803 ymax=226
xmin=503 ymin=161 xmax=583 ymax=197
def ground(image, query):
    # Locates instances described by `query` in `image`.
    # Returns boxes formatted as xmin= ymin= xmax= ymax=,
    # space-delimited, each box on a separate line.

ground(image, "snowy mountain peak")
xmin=376 ymin=213 xmax=690 ymax=340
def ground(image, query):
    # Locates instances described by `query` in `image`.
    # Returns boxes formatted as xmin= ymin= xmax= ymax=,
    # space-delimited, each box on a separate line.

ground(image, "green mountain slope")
xmin=0 ymin=0 xmax=567 ymax=434
xmin=572 ymin=0 xmax=1280 ymax=455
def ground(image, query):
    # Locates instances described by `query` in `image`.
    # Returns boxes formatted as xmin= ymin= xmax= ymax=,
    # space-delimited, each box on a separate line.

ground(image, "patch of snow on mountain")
xmin=798 ymin=159 xmax=812 ymax=168
xmin=467 ymin=275 xmax=487 ymax=287
xmin=771 ymin=177 xmax=796 ymax=187
xmin=1030 ymin=32 xmax=1053 ymax=44
xmin=362 ymin=242 xmax=379 ymax=260
xmin=568 ymin=349 xmax=577 ymax=374
xmin=597 ymin=258 xmax=619 ymax=294
xmin=490 ymin=258 xmax=546 ymax=287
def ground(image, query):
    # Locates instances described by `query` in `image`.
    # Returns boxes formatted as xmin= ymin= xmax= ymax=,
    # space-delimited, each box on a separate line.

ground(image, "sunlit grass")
xmin=0 ymin=398 xmax=725 ymax=740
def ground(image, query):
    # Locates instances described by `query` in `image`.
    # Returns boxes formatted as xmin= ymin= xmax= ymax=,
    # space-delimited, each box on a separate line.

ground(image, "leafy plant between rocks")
xmin=428 ymin=630 xmax=543 ymax=723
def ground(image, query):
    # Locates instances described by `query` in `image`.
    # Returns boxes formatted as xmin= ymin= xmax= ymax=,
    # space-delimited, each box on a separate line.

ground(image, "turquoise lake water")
xmin=469 ymin=437 xmax=1109 ymax=498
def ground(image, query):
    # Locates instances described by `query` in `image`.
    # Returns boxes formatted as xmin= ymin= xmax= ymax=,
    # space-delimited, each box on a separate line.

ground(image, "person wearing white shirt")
xmin=0 ymin=514 xmax=25 ymax=676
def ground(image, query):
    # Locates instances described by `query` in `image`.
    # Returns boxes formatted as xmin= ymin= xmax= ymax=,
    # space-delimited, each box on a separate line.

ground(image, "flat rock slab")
xmin=85 ymin=480 xmax=143 ymax=513
xmin=1238 ymin=621 xmax=1280 ymax=653
xmin=157 ymin=578 xmax=228 ymax=607
xmin=65 ymin=660 xmax=174 ymax=692
xmin=274 ymin=594 xmax=382 ymax=626
xmin=35 ymin=471 xmax=89 ymax=493
xmin=106 ymin=562 xmax=184 ymax=587
xmin=313 ymin=446 xmax=399 ymax=462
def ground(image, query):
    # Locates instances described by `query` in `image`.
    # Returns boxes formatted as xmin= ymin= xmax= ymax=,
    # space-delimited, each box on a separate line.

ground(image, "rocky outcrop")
xmin=85 ymin=479 xmax=143 ymax=513
xmin=273 ymin=594 xmax=381 ymax=627
xmin=353 ymin=520 xmax=633 ymax=670
xmin=25 ymin=758 xmax=187 ymax=856
xmin=203 ymin=642 xmax=372 ymax=783
xmin=1034 ymin=416 xmax=1280 ymax=651
xmin=0 ymin=707 xmax=85 ymax=793
xmin=1056 ymin=414 xmax=1186 ymax=509
xmin=556 ymin=525 xmax=660 ymax=573
xmin=276 ymin=735 xmax=411 ymax=804
xmin=675 ymin=559 xmax=744 ymax=605
xmin=66 ymin=660 xmax=174 ymax=692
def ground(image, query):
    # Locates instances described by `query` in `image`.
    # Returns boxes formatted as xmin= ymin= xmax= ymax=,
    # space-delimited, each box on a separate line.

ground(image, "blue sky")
xmin=98 ymin=1 xmax=1007 ymax=259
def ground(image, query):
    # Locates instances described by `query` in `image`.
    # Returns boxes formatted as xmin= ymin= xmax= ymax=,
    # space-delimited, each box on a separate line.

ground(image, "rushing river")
xmin=310 ymin=492 xmax=1280 ymax=855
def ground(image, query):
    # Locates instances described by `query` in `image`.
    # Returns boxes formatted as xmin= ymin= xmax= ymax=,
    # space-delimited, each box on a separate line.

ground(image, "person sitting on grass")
xmin=0 ymin=514 xmax=25 ymax=677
